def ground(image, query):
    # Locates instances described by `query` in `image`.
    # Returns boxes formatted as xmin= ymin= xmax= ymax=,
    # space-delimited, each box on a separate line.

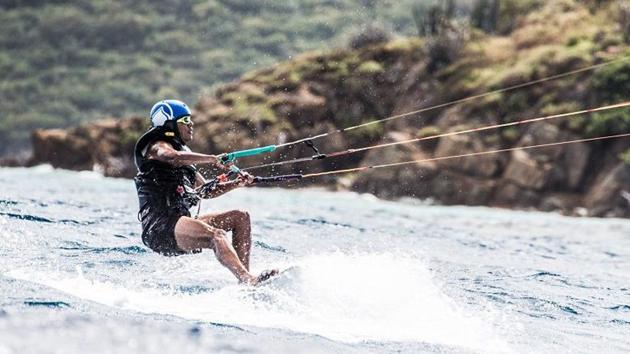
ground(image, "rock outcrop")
xmin=30 ymin=117 xmax=144 ymax=177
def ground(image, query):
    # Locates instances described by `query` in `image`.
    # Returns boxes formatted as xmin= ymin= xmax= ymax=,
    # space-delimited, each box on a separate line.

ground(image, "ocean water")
xmin=0 ymin=166 xmax=629 ymax=354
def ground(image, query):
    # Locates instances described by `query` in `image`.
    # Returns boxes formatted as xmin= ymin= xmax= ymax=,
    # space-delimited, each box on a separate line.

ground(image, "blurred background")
xmin=1 ymin=0 xmax=629 ymax=216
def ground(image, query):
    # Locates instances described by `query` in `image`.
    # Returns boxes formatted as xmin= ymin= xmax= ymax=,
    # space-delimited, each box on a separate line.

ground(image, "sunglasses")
xmin=176 ymin=116 xmax=193 ymax=125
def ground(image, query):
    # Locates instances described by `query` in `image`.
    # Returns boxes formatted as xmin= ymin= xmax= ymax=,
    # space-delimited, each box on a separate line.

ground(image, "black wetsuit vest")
xmin=133 ymin=127 xmax=199 ymax=218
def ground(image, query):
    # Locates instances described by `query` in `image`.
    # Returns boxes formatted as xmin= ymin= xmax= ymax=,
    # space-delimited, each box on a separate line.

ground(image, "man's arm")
xmin=194 ymin=172 xmax=207 ymax=188
xmin=147 ymin=141 xmax=223 ymax=167
xmin=198 ymin=173 xmax=255 ymax=199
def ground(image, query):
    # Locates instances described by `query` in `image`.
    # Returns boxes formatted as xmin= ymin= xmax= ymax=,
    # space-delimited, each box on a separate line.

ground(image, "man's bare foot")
xmin=250 ymin=269 xmax=279 ymax=286
xmin=239 ymin=269 xmax=280 ymax=286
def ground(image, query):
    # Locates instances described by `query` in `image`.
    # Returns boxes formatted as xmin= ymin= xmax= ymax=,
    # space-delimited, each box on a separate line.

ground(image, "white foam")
xmin=0 ymin=345 xmax=13 ymax=354
xmin=20 ymin=164 xmax=54 ymax=173
xmin=77 ymin=170 xmax=106 ymax=179
xmin=8 ymin=252 xmax=512 ymax=352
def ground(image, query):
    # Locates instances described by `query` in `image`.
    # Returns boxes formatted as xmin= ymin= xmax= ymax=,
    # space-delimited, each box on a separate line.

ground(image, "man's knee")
xmin=230 ymin=209 xmax=250 ymax=225
xmin=200 ymin=222 xmax=228 ymax=245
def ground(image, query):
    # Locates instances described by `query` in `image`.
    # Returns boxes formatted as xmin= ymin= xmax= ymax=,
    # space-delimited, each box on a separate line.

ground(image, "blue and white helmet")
xmin=149 ymin=99 xmax=191 ymax=127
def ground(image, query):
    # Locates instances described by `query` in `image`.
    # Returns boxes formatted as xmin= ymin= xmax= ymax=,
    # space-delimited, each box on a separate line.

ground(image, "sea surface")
xmin=1 ymin=166 xmax=629 ymax=354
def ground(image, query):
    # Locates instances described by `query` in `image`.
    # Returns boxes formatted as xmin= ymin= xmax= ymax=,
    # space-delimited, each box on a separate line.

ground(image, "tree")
xmin=620 ymin=1 xmax=630 ymax=44
xmin=471 ymin=0 xmax=500 ymax=33
xmin=412 ymin=0 xmax=456 ymax=37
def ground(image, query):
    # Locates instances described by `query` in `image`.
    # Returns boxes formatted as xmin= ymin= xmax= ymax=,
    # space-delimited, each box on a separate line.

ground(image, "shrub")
xmin=356 ymin=60 xmax=385 ymax=75
xmin=471 ymin=0 xmax=500 ymax=33
xmin=38 ymin=6 xmax=91 ymax=45
xmin=90 ymin=13 xmax=151 ymax=51
xmin=584 ymin=108 xmax=630 ymax=137
xmin=591 ymin=60 xmax=630 ymax=103
xmin=620 ymin=1 xmax=630 ymax=44
xmin=501 ymin=127 xmax=521 ymax=143
xmin=496 ymin=0 xmax=544 ymax=34
xmin=424 ymin=24 xmax=467 ymax=73
xmin=251 ymin=33 xmax=290 ymax=57
xmin=417 ymin=125 xmax=442 ymax=139
xmin=147 ymin=31 xmax=201 ymax=55
xmin=348 ymin=26 xmax=392 ymax=50
xmin=412 ymin=0 xmax=456 ymax=37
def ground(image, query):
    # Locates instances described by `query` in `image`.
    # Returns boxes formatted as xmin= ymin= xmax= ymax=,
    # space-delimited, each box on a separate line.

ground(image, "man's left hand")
xmin=235 ymin=172 xmax=255 ymax=187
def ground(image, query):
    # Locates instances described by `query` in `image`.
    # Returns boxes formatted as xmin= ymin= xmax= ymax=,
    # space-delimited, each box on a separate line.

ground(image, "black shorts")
xmin=140 ymin=207 xmax=189 ymax=256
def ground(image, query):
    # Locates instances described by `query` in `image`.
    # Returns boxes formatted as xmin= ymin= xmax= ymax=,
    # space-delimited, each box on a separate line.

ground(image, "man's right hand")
xmin=235 ymin=172 xmax=255 ymax=187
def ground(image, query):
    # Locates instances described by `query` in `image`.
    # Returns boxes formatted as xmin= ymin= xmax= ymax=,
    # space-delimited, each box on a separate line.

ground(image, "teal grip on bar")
xmin=221 ymin=145 xmax=276 ymax=163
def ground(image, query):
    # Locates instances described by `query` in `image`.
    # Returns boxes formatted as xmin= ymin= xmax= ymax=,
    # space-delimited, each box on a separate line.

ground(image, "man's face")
xmin=176 ymin=116 xmax=194 ymax=143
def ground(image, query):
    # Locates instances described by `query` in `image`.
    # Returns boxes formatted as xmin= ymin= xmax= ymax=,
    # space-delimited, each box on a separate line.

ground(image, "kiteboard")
xmin=259 ymin=266 xmax=300 ymax=287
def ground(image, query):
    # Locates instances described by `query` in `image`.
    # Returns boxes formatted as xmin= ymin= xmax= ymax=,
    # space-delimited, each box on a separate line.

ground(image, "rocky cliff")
xmin=24 ymin=1 xmax=630 ymax=217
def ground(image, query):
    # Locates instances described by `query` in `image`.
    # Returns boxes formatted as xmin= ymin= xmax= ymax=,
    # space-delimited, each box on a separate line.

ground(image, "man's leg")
xmin=174 ymin=216 xmax=257 ymax=284
xmin=197 ymin=210 xmax=252 ymax=270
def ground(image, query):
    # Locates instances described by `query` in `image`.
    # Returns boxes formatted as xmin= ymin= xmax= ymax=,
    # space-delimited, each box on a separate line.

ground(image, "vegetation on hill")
xmin=0 ymin=0 xmax=562 ymax=156
xmin=196 ymin=0 xmax=630 ymax=147
xmin=0 ymin=0 xmax=416 ymax=155
xmin=26 ymin=0 xmax=630 ymax=216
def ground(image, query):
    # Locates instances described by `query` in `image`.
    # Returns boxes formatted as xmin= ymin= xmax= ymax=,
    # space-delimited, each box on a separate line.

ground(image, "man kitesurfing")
xmin=133 ymin=99 xmax=279 ymax=285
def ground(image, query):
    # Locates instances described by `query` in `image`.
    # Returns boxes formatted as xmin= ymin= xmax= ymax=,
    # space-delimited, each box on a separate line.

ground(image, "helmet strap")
xmin=162 ymin=120 xmax=185 ymax=144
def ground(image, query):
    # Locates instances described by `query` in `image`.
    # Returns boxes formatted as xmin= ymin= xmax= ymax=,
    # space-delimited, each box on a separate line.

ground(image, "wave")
xmin=0 ymin=212 xmax=95 ymax=226
xmin=0 ymin=212 xmax=53 ymax=223
xmin=58 ymin=242 xmax=147 ymax=255
xmin=23 ymin=300 xmax=71 ymax=308
xmin=6 ymin=252 xmax=511 ymax=353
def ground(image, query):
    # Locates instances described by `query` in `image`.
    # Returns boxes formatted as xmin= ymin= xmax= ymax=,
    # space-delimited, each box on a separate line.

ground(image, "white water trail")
xmin=8 ymin=252 xmax=512 ymax=353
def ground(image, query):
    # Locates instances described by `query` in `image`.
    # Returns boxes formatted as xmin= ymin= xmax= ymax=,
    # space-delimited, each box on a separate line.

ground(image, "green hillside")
xmin=0 ymin=0 xmax=428 ymax=155
xmin=2 ymin=0 xmax=625 ymax=157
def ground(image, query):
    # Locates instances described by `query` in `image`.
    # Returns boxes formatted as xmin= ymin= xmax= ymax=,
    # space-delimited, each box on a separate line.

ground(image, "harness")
xmin=134 ymin=127 xmax=200 ymax=219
